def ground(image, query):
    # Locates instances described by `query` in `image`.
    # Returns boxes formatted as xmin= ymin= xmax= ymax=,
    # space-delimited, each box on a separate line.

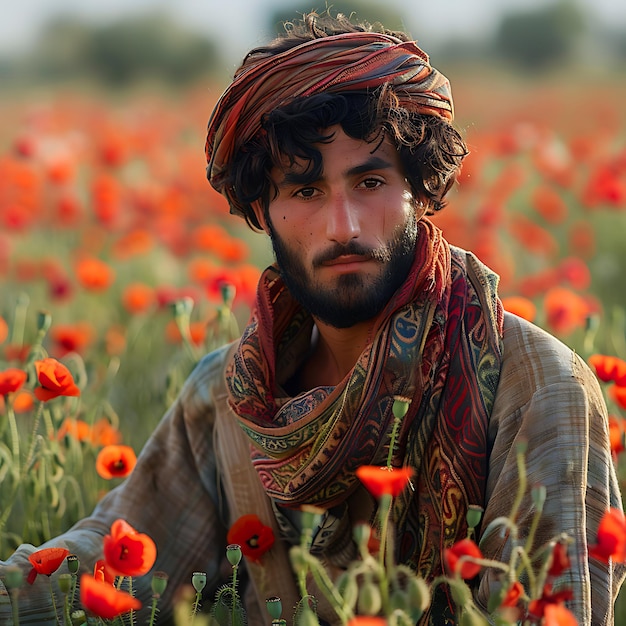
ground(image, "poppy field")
xmin=2 ymin=66 xmax=626 ymax=621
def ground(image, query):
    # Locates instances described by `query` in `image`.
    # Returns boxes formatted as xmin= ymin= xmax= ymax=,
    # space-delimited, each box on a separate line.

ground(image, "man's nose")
xmin=325 ymin=193 xmax=361 ymax=243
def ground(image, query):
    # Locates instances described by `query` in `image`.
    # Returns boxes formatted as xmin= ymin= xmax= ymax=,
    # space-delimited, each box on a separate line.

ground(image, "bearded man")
xmin=1 ymin=12 xmax=623 ymax=626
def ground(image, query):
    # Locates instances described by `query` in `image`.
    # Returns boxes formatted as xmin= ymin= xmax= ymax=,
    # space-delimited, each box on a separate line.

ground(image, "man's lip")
xmin=322 ymin=254 xmax=370 ymax=266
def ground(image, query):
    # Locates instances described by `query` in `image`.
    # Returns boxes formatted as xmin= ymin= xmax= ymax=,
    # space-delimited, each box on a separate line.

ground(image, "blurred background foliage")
xmin=1 ymin=0 xmax=625 ymax=90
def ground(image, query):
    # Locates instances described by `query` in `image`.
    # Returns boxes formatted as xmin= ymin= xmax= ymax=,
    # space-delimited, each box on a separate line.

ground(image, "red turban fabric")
xmin=205 ymin=31 xmax=454 ymax=218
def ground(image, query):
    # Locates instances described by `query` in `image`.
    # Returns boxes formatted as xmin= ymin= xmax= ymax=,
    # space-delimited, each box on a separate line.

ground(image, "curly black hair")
xmin=222 ymin=12 xmax=468 ymax=231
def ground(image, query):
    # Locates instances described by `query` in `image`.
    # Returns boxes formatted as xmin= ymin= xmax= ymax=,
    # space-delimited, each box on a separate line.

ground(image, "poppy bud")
xmin=357 ymin=575 xmax=382 ymax=616
xmin=392 ymin=397 xmax=411 ymax=419
xmin=71 ymin=610 xmax=87 ymax=625
xmin=226 ymin=544 xmax=242 ymax=567
xmin=37 ymin=310 xmax=52 ymax=333
xmin=335 ymin=571 xmax=358 ymax=610
xmin=266 ymin=596 xmax=283 ymax=619
xmin=191 ymin=572 xmax=207 ymax=593
xmin=466 ymin=505 xmax=483 ymax=531
xmin=4 ymin=566 xmax=23 ymax=589
xmin=151 ymin=571 xmax=169 ymax=597
xmin=295 ymin=604 xmax=320 ymax=626
xmin=58 ymin=573 xmax=73 ymax=594
xmin=532 ymin=484 xmax=546 ymax=511
xmin=66 ymin=554 xmax=79 ymax=574
xmin=407 ymin=575 xmax=430 ymax=613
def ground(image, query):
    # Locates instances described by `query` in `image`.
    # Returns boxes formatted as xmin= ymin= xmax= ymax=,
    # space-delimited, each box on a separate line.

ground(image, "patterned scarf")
xmin=205 ymin=32 xmax=453 ymax=221
xmin=226 ymin=220 xmax=504 ymax=617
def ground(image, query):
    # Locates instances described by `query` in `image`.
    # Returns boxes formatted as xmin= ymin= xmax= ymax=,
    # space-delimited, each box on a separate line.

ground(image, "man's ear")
xmin=251 ymin=200 xmax=270 ymax=233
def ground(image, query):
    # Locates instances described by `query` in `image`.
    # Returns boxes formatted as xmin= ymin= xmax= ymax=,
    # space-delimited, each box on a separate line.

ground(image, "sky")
xmin=3 ymin=0 xmax=626 ymax=66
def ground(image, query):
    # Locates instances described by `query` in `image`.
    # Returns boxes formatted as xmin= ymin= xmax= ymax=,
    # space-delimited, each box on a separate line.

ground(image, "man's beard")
xmin=267 ymin=215 xmax=418 ymax=328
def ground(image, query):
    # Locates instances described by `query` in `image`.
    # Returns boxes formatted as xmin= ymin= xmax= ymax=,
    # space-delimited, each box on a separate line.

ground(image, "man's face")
xmin=260 ymin=126 xmax=423 ymax=328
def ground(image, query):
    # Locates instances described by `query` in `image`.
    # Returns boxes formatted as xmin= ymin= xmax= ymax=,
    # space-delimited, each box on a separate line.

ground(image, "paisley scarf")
xmin=226 ymin=219 xmax=504 ymax=615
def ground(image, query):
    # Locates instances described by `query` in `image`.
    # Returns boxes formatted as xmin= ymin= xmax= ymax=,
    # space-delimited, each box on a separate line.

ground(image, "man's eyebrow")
xmin=278 ymin=156 xmax=394 ymax=188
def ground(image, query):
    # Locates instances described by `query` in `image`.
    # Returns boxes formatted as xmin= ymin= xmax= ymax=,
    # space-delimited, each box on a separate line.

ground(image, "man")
xmin=1 ymin=12 xmax=623 ymax=625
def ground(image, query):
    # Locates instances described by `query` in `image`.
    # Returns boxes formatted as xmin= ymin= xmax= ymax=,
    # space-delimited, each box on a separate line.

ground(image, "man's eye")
xmin=295 ymin=187 xmax=317 ymax=199
xmin=359 ymin=178 xmax=383 ymax=189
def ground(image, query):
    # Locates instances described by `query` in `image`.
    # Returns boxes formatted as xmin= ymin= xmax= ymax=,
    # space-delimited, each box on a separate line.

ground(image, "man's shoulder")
xmin=178 ymin=340 xmax=239 ymax=404
xmin=499 ymin=311 xmax=595 ymax=397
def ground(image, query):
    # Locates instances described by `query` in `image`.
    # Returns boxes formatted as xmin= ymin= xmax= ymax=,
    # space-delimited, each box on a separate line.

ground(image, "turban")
xmin=205 ymin=31 xmax=454 ymax=218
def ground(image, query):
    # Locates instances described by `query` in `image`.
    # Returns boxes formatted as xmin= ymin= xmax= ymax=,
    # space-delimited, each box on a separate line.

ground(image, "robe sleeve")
xmin=476 ymin=312 xmax=625 ymax=625
xmin=0 ymin=344 xmax=233 ymax=624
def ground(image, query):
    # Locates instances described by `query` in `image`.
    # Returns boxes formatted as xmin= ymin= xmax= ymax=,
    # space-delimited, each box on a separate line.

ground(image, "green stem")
xmin=49 ymin=577 xmax=60 ymax=625
xmin=148 ymin=596 xmax=158 ymax=626
xmin=231 ymin=564 xmax=238 ymax=625
xmin=7 ymin=403 xmax=20 ymax=477
xmin=377 ymin=493 xmax=392 ymax=613
xmin=10 ymin=589 xmax=20 ymax=626
xmin=508 ymin=447 xmax=527 ymax=524
xmin=21 ymin=402 xmax=45 ymax=480
xmin=386 ymin=415 xmax=402 ymax=469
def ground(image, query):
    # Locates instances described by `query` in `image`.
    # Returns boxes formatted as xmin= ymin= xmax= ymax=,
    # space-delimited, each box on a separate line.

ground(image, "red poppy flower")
xmin=80 ymin=574 xmax=141 ymax=620
xmin=500 ymin=580 xmax=524 ymax=608
xmin=94 ymin=559 xmax=117 ymax=585
xmin=56 ymin=418 xmax=92 ymax=442
xmin=443 ymin=538 xmax=483 ymax=579
xmin=33 ymin=358 xmax=80 ymax=401
xmin=609 ymin=385 xmax=626 ymax=412
xmin=227 ymin=514 xmax=275 ymax=563
xmin=608 ymin=415 xmax=625 ymax=456
xmin=543 ymin=603 xmax=578 ymax=626
xmin=27 ymin=547 xmax=70 ymax=584
xmin=547 ymin=541 xmax=571 ymax=578
xmin=50 ymin=322 xmax=94 ymax=358
xmin=588 ymin=354 xmax=626 ymax=386
xmin=0 ymin=368 xmax=28 ymax=396
xmin=527 ymin=582 xmax=574 ymax=619
xmin=75 ymin=257 xmax=115 ymax=291
xmin=103 ymin=519 xmax=157 ymax=577
xmin=96 ymin=445 xmax=137 ymax=479
xmin=347 ymin=618 xmax=387 ymax=626
xmin=356 ymin=465 xmax=414 ymax=499
xmin=501 ymin=296 xmax=536 ymax=322
xmin=0 ymin=316 xmax=8 ymax=344
xmin=589 ymin=507 xmax=626 ymax=563
xmin=122 ymin=283 xmax=155 ymax=315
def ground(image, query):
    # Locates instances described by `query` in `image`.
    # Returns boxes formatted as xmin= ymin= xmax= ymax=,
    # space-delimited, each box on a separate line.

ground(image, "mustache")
xmin=313 ymin=241 xmax=391 ymax=266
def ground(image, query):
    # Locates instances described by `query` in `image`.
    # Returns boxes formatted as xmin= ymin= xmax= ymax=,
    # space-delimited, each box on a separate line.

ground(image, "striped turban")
xmin=205 ymin=31 xmax=454 ymax=218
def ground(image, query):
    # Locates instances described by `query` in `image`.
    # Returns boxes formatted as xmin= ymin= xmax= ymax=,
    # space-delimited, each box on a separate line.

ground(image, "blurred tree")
xmin=85 ymin=13 xmax=221 ymax=85
xmin=493 ymin=0 xmax=586 ymax=71
xmin=268 ymin=2 xmax=409 ymax=37
xmin=7 ymin=12 xmax=222 ymax=87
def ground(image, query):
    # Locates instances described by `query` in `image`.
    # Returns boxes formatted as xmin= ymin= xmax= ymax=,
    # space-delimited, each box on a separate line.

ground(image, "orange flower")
xmin=443 ymin=538 xmax=483 ymax=579
xmin=91 ymin=419 xmax=122 ymax=446
xmin=96 ymin=445 xmax=137 ymax=479
xmin=0 ymin=368 xmax=28 ymax=396
xmin=531 ymin=184 xmax=568 ymax=224
xmin=500 ymin=580 xmax=524 ymax=608
xmin=588 ymin=354 xmax=626 ymax=386
xmin=527 ymin=583 xmax=574 ymax=620
xmin=50 ymin=322 xmax=94 ymax=357
xmin=608 ymin=415 xmax=625 ymax=456
xmin=543 ymin=603 xmax=578 ymax=626
xmin=80 ymin=573 xmax=141 ymax=620
xmin=589 ymin=507 xmax=626 ymax=563
xmin=34 ymin=358 xmax=80 ymax=401
xmin=356 ymin=466 xmax=414 ymax=499
xmin=122 ymin=283 xmax=155 ymax=314
xmin=165 ymin=319 xmax=207 ymax=346
xmin=547 ymin=541 xmax=570 ymax=578
xmin=27 ymin=547 xmax=70 ymax=584
xmin=227 ymin=514 xmax=275 ymax=563
xmin=501 ymin=296 xmax=536 ymax=322
xmin=0 ymin=316 xmax=8 ymax=344
xmin=610 ymin=385 xmax=626 ymax=412
xmin=347 ymin=618 xmax=387 ymax=626
xmin=94 ymin=559 xmax=117 ymax=585
xmin=12 ymin=390 xmax=34 ymax=413
xmin=103 ymin=519 xmax=157 ymax=577
xmin=543 ymin=287 xmax=589 ymax=336
xmin=75 ymin=257 xmax=115 ymax=291
xmin=57 ymin=418 xmax=92 ymax=442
